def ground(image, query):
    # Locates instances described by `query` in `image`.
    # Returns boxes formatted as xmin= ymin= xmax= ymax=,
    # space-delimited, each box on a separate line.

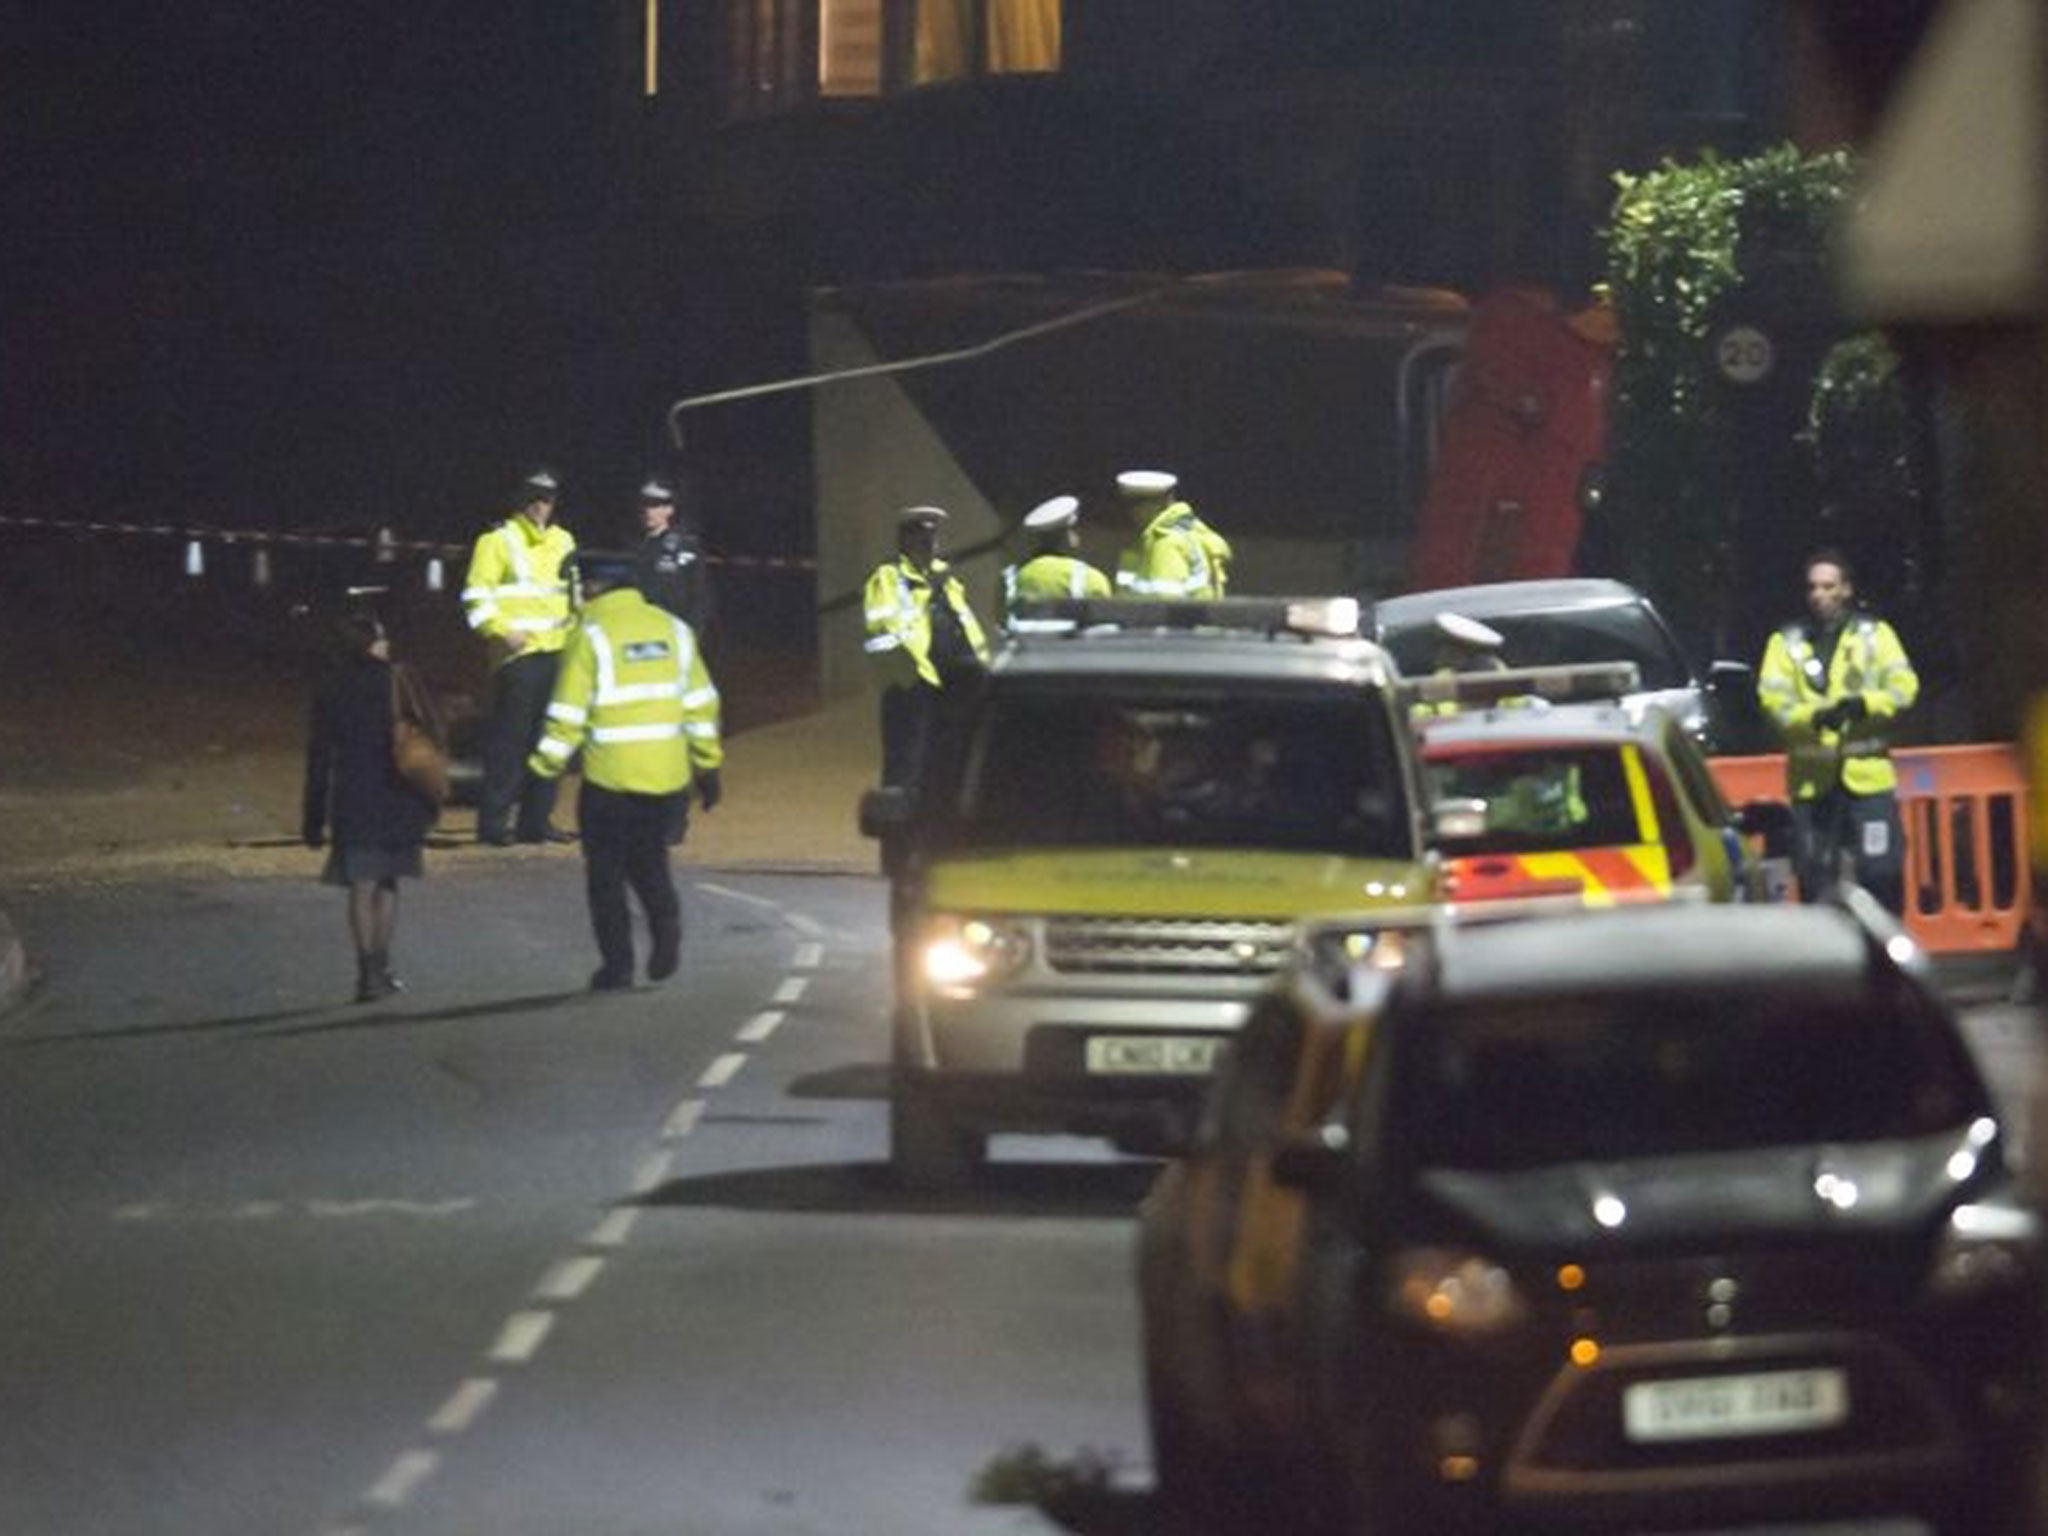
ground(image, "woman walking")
xmin=302 ymin=606 xmax=439 ymax=1002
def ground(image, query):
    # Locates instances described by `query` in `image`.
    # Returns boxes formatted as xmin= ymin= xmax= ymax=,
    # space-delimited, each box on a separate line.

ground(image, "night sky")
xmin=2 ymin=5 xmax=641 ymax=543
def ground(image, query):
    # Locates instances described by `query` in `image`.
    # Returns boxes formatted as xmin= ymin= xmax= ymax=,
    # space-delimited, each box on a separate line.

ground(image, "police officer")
xmin=1758 ymin=548 xmax=1920 ymax=912
xmin=463 ymin=468 xmax=579 ymax=846
xmin=1000 ymin=495 xmax=1110 ymax=629
xmin=1406 ymin=612 xmax=1509 ymax=721
xmin=863 ymin=505 xmax=989 ymax=798
xmin=634 ymin=476 xmax=716 ymax=645
xmin=528 ymin=549 xmax=723 ymax=990
xmin=1113 ymin=469 xmax=1232 ymax=600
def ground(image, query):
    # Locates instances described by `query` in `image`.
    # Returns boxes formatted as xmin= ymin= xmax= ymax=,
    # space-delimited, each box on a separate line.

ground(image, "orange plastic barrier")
xmin=1710 ymin=745 xmax=2032 ymax=954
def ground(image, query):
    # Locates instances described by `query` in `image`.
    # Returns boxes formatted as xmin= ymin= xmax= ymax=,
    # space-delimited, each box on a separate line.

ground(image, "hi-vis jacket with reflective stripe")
xmin=862 ymin=556 xmax=990 ymax=689
xmin=527 ymin=588 xmax=721 ymax=795
xmin=1116 ymin=502 xmax=1232 ymax=599
xmin=462 ymin=514 xmax=579 ymax=664
xmin=1758 ymin=614 xmax=1919 ymax=798
xmin=1000 ymin=552 xmax=1111 ymax=629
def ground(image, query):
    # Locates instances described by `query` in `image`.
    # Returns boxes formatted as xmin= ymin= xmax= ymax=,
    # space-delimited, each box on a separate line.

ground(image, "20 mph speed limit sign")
xmin=1715 ymin=324 xmax=1776 ymax=385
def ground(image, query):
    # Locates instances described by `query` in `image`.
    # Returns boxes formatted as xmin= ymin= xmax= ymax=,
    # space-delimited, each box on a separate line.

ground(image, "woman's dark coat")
xmin=302 ymin=657 xmax=438 ymax=850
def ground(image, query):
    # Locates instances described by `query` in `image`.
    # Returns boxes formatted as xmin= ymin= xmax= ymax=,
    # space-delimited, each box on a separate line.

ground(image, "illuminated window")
xmin=726 ymin=0 xmax=1061 ymax=119
xmin=820 ymin=0 xmax=882 ymax=96
xmin=986 ymin=0 xmax=1059 ymax=74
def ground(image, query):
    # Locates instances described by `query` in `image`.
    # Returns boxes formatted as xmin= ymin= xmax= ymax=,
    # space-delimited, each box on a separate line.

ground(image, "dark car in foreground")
xmin=1137 ymin=894 xmax=2042 ymax=1535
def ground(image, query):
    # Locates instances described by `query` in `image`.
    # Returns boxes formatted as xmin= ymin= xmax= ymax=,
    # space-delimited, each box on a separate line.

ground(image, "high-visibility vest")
xmin=862 ymin=556 xmax=990 ymax=689
xmin=462 ymin=514 xmax=578 ymax=663
xmin=1758 ymin=614 xmax=1919 ymax=798
xmin=1001 ymin=552 xmax=1111 ymax=628
xmin=527 ymin=588 xmax=721 ymax=795
xmin=1116 ymin=502 xmax=1232 ymax=599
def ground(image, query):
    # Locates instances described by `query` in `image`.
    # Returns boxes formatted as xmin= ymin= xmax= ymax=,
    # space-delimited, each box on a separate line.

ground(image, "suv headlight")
xmin=919 ymin=914 xmax=1032 ymax=994
xmin=1387 ymin=1247 xmax=1529 ymax=1335
xmin=1928 ymin=1200 xmax=2039 ymax=1299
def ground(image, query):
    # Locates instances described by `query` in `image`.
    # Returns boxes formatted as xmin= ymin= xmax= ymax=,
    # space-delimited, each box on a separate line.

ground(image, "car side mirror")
xmin=858 ymin=786 xmax=914 ymax=839
xmin=1734 ymin=797 xmax=1795 ymax=850
xmin=1431 ymin=797 xmax=1489 ymax=843
xmin=1269 ymin=1124 xmax=1352 ymax=1192
xmin=1707 ymin=659 xmax=1756 ymax=694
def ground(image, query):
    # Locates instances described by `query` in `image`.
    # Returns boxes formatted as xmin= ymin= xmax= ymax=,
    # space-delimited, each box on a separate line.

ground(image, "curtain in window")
xmin=916 ymin=0 xmax=971 ymax=83
xmin=820 ymin=0 xmax=882 ymax=95
xmin=986 ymin=0 xmax=1059 ymax=73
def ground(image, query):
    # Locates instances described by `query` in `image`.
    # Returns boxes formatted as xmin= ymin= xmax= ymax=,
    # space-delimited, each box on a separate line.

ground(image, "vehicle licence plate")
xmin=1084 ymin=1035 xmax=1224 ymax=1075
xmin=1623 ymin=1368 xmax=1848 ymax=1443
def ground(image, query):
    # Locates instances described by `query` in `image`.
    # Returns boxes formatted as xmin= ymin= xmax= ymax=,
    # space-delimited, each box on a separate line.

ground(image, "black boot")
xmin=371 ymin=950 xmax=404 ymax=998
xmin=354 ymin=954 xmax=378 ymax=1004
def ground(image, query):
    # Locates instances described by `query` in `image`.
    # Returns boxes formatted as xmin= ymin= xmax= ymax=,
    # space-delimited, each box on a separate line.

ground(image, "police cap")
xmin=639 ymin=478 xmax=674 ymax=505
xmin=1115 ymin=470 xmax=1178 ymax=498
xmin=1022 ymin=495 xmax=1080 ymax=533
xmin=521 ymin=468 xmax=561 ymax=500
xmin=897 ymin=505 xmax=948 ymax=529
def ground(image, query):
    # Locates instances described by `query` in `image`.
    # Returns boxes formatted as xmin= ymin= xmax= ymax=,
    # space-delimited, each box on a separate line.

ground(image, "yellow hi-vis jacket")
xmin=526 ymin=588 xmax=722 ymax=794
xmin=862 ymin=556 xmax=990 ymax=690
xmin=1000 ymin=551 xmax=1111 ymax=628
xmin=1758 ymin=613 xmax=1919 ymax=799
xmin=1116 ymin=502 xmax=1232 ymax=599
xmin=462 ymin=513 xmax=579 ymax=664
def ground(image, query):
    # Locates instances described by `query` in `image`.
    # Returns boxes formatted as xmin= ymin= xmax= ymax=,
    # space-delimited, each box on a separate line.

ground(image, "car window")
xmin=941 ymin=684 xmax=1414 ymax=858
xmin=1383 ymin=602 xmax=1691 ymax=689
xmin=1425 ymin=745 xmax=1645 ymax=853
xmin=1396 ymin=983 xmax=1987 ymax=1170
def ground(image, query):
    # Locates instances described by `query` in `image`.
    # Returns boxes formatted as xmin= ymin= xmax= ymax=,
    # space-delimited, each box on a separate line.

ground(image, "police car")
xmin=860 ymin=597 xmax=1436 ymax=1187
xmin=1407 ymin=664 xmax=1787 ymax=906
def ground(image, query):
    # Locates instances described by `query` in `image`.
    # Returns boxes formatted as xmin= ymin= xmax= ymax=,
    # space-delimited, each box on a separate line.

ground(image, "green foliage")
xmin=1594 ymin=144 xmax=1877 ymax=650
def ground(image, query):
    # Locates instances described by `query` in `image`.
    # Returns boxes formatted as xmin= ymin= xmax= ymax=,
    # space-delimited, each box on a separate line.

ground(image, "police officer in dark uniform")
xmin=634 ymin=477 xmax=716 ymax=648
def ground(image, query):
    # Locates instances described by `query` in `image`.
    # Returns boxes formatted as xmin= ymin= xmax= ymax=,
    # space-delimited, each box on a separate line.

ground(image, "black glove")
xmin=695 ymin=768 xmax=722 ymax=812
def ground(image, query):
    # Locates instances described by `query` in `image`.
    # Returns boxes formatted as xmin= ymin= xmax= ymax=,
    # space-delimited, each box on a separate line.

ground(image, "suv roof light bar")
xmin=1011 ymin=595 xmax=1362 ymax=639
xmin=1394 ymin=659 xmax=1642 ymax=711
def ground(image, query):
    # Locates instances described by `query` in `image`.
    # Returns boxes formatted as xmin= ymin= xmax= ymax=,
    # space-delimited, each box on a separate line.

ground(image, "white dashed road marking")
xmin=661 ymin=1098 xmax=706 ymax=1141
xmin=632 ymin=1150 xmax=674 ymax=1194
xmin=586 ymin=1208 xmax=640 ymax=1248
xmin=697 ymin=1051 xmax=747 ymax=1088
xmin=426 ymin=1379 xmax=499 ymax=1436
xmin=737 ymin=1009 xmax=783 ymax=1043
xmin=364 ymin=1450 xmax=440 ymax=1510
xmin=486 ymin=1311 xmax=556 ymax=1365
xmin=534 ymin=1255 xmax=607 ymax=1303
xmin=326 ymin=889 xmax=836 ymax=1534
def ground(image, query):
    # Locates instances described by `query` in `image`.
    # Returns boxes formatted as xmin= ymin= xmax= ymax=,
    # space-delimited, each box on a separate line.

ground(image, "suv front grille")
xmin=1042 ymin=916 xmax=1296 ymax=976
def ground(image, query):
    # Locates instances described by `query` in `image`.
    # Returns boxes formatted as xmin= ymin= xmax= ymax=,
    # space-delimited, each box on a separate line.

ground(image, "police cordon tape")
xmin=0 ymin=513 xmax=817 ymax=589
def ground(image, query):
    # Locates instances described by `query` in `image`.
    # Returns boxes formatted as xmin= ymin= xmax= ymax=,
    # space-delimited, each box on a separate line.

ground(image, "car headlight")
xmin=1928 ymin=1200 xmax=2039 ymax=1299
xmin=1387 ymin=1247 xmax=1529 ymax=1335
xmin=919 ymin=913 xmax=1031 ymax=993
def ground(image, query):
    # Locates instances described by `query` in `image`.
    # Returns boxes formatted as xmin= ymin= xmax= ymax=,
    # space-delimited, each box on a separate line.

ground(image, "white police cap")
xmin=898 ymin=505 xmax=948 ymax=528
xmin=522 ymin=468 xmax=561 ymax=498
xmin=1434 ymin=612 xmax=1506 ymax=652
xmin=638 ymin=479 xmax=674 ymax=504
xmin=1022 ymin=495 xmax=1080 ymax=533
xmin=1116 ymin=470 xmax=1178 ymax=498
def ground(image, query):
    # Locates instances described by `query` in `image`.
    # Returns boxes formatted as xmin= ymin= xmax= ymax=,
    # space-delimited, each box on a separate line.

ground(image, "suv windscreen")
xmin=1397 ymin=986 xmax=1986 ymax=1171
xmin=1383 ymin=603 xmax=1691 ymax=689
xmin=939 ymin=684 xmax=1413 ymax=858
